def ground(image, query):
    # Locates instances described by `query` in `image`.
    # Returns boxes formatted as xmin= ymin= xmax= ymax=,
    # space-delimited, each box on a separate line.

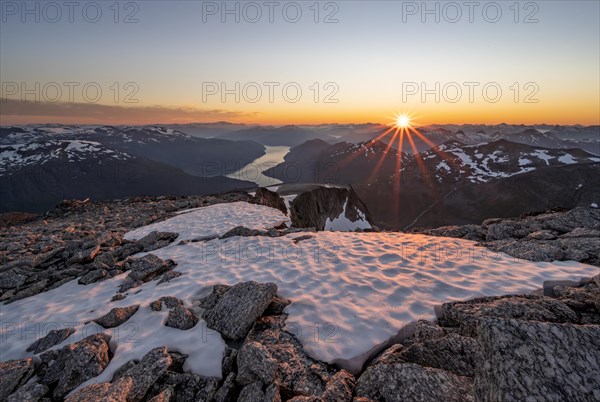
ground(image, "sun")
xmin=395 ymin=114 xmax=411 ymax=129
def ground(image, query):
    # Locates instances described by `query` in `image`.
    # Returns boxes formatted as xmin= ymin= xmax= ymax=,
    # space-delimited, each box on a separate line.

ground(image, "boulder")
xmin=65 ymin=376 xmax=133 ymax=402
xmin=439 ymin=294 xmax=579 ymax=336
xmin=236 ymin=315 xmax=335 ymax=398
xmin=79 ymin=268 xmax=109 ymax=285
xmin=383 ymin=333 xmax=479 ymax=377
xmin=151 ymin=296 xmax=198 ymax=330
xmin=114 ymin=347 xmax=172 ymax=402
xmin=553 ymin=280 xmax=600 ymax=323
xmin=7 ymin=382 xmax=49 ymax=402
xmin=289 ymin=186 xmax=372 ymax=231
xmin=26 ymin=327 xmax=75 ymax=354
xmin=212 ymin=372 xmax=238 ymax=402
xmin=237 ymin=382 xmax=281 ymax=402
xmin=200 ymin=281 xmax=277 ymax=340
xmin=0 ymin=358 xmax=35 ymax=400
xmin=220 ymin=226 xmax=262 ymax=239
xmin=40 ymin=333 xmax=112 ymax=399
xmin=252 ymin=187 xmax=288 ymax=215
xmin=0 ymin=271 xmax=27 ymax=289
xmin=475 ymin=317 xmax=600 ymax=401
xmin=120 ymin=254 xmax=175 ymax=291
xmin=114 ymin=231 xmax=178 ymax=260
xmin=94 ymin=305 xmax=140 ymax=329
xmin=355 ymin=362 xmax=473 ymax=402
xmin=161 ymin=372 xmax=219 ymax=402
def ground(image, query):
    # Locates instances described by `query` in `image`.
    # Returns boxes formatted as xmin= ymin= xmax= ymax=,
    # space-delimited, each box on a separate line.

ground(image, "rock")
xmin=40 ymin=333 xmax=112 ymax=399
xmin=475 ymin=317 xmax=600 ymax=401
xmin=491 ymin=240 xmax=564 ymax=262
xmin=402 ymin=320 xmax=446 ymax=346
xmin=149 ymin=296 xmax=198 ymax=330
xmin=165 ymin=304 xmax=198 ymax=330
xmin=237 ymin=382 xmax=265 ymax=402
xmin=115 ymin=231 xmax=178 ymax=260
xmin=162 ymin=372 xmax=219 ymax=402
xmin=150 ymin=296 xmax=184 ymax=311
xmin=439 ymin=294 xmax=579 ymax=336
xmin=553 ymin=282 xmax=600 ymax=323
xmin=147 ymin=386 xmax=174 ymax=402
xmin=252 ymin=187 xmax=288 ymax=215
xmin=320 ymin=370 xmax=355 ymax=402
xmin=65 ymin=376 xmax=133 ymax=402
xmin=355 ymin=362 xmax=473 ymax=402
xmin=289 ymin=186 xmax=372 ymax=231
xmin=65 ymin=242 xmax=100 ymax=265
xmin=167 ymin=352 xmax=188 ymax=373
xmin=0 ymin=271 xmax=27 ymax=289
xmin=396 ymin=333 xmax=479 ymax=377
xmin=0 ymin=358 xmax=35 ymax=400
xmin=26 ymin=327 xmax=75 ymax=354
xmin=292 ymin=235 xmax=314 ymax=244
xmin=120 ymin=254 xmax=175 ymax=291
xmin=237 ymin=382 xmax=281 ymax=402
xmin=264 ymin=295 xmax=292 ymax=316
xmin=236 ymin=315 xmax=332 ymax=397
xmin=220 ymin=226 xmax=262 ymax=239
xmin=111 ymin=293 xmax=127 ymax=302
xmin=7 ymin=382 xmax=49 ymax=402
xmin=117 ymin=347 xmax=172 ymax=402
xmin=201 ymin=281 xmax=277 ymax=340
xmin=157 ymin=270 xmax=182 ymax=285
xmin=94 ymin=305 xmax=140 ymax=328
xmin=526 ymin=230 xmax=557 ymax=240
xmin=221 ymin=347 xmax=238 ymax=378
xmin=213 ymin=372 xmax=238 ymax=402
xmin=237 ymin=341 xmax=277 ymax=385
xmin=6 ymin=279 xmax=48 ymax=303
xmin=78 ymin=268 xmax=109 ymax=285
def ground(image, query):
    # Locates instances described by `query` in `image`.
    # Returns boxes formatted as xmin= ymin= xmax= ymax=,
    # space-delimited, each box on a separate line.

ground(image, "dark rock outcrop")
xmin=289 ymin=186 xmax=372 ymax=231
xmin=475 ymin=317 xmax=600 ymax=401
xmin=355 ymin=362 xmax=474 ymax=402
xmin=439 ymin=294 xmax=579 ymax=336
xmin=26 ymin=327 xmax=75 ymax=354
xmin=236 ymin=315 xmax=346 ymax=399
xmin=119 ymin=254 xmax=176 ymax=292
xmin=199 ymin=281 xmax=278 ymax=340
xmin=39 ymin=333 xmax=112 ymax=399
xmin=150 ymin=296 xmax=198 ymax=330
xmin=417 ymin=207 xmax=600 ymax=266
xmin=94 ymin=305 xmax=140 ymax=329
xmin=0 ymin=358 xmax=35 ymax=400
xmin=7 ymin=382 xmax=49 ymax=402
xmin=252 ymin=187 xmax=288 ymax=215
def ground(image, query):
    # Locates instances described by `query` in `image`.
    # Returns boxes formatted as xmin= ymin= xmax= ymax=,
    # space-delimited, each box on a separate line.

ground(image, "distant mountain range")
xmin=0 ymin=125 xmax=260 ymax=212
xmin=263 ymin=137 xmax=600 ymax=229
xmin=1 ymin=123 xmax=598 ymax=224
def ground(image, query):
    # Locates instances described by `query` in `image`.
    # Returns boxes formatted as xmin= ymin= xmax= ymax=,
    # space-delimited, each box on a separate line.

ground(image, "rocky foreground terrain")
xmin=1 ymin=188 xmax=599 ymax=401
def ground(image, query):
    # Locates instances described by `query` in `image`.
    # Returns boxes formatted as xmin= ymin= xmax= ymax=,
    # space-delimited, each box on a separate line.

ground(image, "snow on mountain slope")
xmin=2 ymin=201 xmax=598 ymax=383
xmin=125 ymin=202 xmax=291 ymax=241
xmin=0 ymin=140 xmax=131 ymax=174
xmin=419 ymin=140 xmax=600 ymax=183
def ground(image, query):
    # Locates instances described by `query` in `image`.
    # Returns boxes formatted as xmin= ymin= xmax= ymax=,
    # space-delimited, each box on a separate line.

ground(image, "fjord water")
xmin=226 ymin=145 xmax=289 ymax=187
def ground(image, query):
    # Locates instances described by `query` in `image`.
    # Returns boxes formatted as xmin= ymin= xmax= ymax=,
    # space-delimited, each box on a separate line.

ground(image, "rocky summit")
xmin=1 ymin=188 xmax=599 ymax=401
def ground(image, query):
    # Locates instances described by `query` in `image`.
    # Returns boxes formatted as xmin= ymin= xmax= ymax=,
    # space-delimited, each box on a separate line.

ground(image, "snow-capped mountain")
xmin=0 ymin=125 xmax=261 ymax=213
xmin=0 ymin=140 xmax=131 ymax=174
xmin=416 ymin=139 xmax=600 ymax=184
xmin=0 ymin=125 xmax=265 ymax=177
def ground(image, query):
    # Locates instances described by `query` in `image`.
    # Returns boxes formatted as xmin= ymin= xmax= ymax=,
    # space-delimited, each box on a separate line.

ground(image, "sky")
xmin=1 ymin=0 xmax=599 ymax=125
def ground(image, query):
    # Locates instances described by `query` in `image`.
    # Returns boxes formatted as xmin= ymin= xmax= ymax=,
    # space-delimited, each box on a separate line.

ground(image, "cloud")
xmin=0 ymin=98 xmax=257 ymax=125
